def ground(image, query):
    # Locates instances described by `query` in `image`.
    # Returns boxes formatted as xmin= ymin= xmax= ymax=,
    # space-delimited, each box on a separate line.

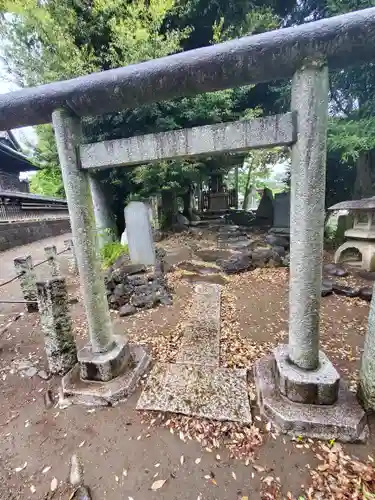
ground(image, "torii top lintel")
xmin=1 ymin=7 xmax=375 ymax=130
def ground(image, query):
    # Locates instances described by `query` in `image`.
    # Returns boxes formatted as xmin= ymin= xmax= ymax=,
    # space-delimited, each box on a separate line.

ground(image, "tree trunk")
xmin=242 ymin=166 xmax=252 ymax=210
xmin=161 ymin=190 xmax=177 ymax=229
xmin=182 ymin=186 xmax=193 ymax=221
xmin=353 ymin=150 xmax=375 ymax=199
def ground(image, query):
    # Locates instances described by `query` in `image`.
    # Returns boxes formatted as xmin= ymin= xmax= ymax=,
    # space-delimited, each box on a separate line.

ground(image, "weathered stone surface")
xmin=36 ymin=278 xmax=77 ymax=375
xmin=53 ymin=110 xmax=114 ymax=354
xmin=271 ymin=245 xmax=286 ymax=258
xmin=119 ymin=304 xmax=137 ymax=317
xmin=78 ymin=335 xmax=131 ymax=382
xmin=194 ymin=248 xmax=233 ymax=262
xmin=131 ymin=292 xmax=159 ymax=308
xmin=332 ymin=283 xmax=359 ymax=298
xmin=255 ymin=354 xmax=368 ymax=442
xmin=125 ymin=201 xmax=156 ymax=266
xmin=177 ymin=213 xmax=189 ymax=226
xmin=274 ymin=345 xmax=340 ymax=405
xmin=137 ymin=363 xmax=252 ymax=424
xmin=288 ymin=62 xmax=328 ymax=371
xmin=176 ymin=283 xmax=221 ymax=367
xmin=14 ymin=255 xmax=38 ymax=313
xmin=217 ymin=253 xmax=252 ymax=274
xmin=359 ymin=283 xmax=375 ymax=411
xmin=63 ymin=345 xmax=150 ymax=406
xmin=255 ymin=188 xmax=274 ymax=225
xmin=359 ymin=286 xmax=373 ymax=302
xmin=323 ymin=263 xmax=349 ymax=277
xmin=321 ymin=279 xmax=333 ymax=297
xmin=265 ymin=234 xmax=289 ymax=249
xmin=356 ymin=270 xmax=375 ymax=281
xmin=45 ymin=245 xmax=60 ymax=277
xmin=252 ymin=247 xmax=281 ymax=267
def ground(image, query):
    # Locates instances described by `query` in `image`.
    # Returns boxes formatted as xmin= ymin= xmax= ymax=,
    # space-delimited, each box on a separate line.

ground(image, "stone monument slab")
xmin=125 ymin=201 xmax=156 ymax=266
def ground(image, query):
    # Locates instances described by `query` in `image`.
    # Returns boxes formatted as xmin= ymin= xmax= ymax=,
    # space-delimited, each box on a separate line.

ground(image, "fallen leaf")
xmin=154 ymin=463 xmax=160 ymax=468
xmin=151 ymin=479 xmax=166 ymax=491
xmin=232 ymin=471 xmax=237 ymax=480
xmin=30 ymin=485 xmax=36 ymax=494
xmin=123 ymin=469 xmax=128 ymax=477
xmin=42 ymin=466 xmax=51 ymax=474
xmin=115 ymin=475 xmax=119 ymax=482
xmin=78 ymin=441 xmax=85 ymax=448
xmin=216 ymin=454 xmax=221 ymax=461
xmin=180 ymin=455 xmax=184 ymax=465
xmin=14 ymin=462 xmax=27 ymax=472
xmin=50 ymin=478 xmax=58 ymax=492
xmin=253 ymin=465 xmax=265 ymax=473
xmin=204 ymin=475 xmax=211 ymax=480
xmin=195 ymin=458 xmax=201 ymax=465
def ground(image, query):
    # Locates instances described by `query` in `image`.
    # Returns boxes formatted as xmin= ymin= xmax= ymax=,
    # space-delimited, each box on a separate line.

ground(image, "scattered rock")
xmin=265 ymin=234 xmax=289 ymax=249
xmin=217 ymin=254 xmax=252 ymax=274
xmin=131 ymin=292 xmax=159 ymax=308
xmin=119 ymin=304 xmax=137 ymax=317
xmin=281 ymin=254 xmax=290 ymax=267
xmin=194 ymin=249 xmax=233 ymax=262
xmin=359 ymin=286 xmax=373 ymax=302
xmin=23 ymin=367 xmax=38 ymax=378
xmin=159 ymin=295 xmax=173 ymax=306
xmin=321 ymin=279 xmax=333 ymax=297
xmin=356 ymin=270 xmax=375 ymax=281
xmin=70 ymin=454 xmax=83 ymax=487
xmin=38 ymin=370 xmax=51 ymax=380
xmin=270 ymin=245 xmax=286 ymax=258
xmin=252 ymin=248 xmax=281 ymax=267
xmin=153 ymin=230 xmax=164 ymax=242
xmin=177 ymin=213 xmax=189 ymax=226
xmin=323 ymin=263 xmax=349 ymax=277
xmin=332 ymin=283 xmax=359 ymax=298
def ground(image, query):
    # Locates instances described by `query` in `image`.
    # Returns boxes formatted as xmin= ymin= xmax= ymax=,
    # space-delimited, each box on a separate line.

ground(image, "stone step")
xmin=175 ymin=283 xmax=221 ymax=367
xmin=136 ymin=363 xmax=252 ymax=423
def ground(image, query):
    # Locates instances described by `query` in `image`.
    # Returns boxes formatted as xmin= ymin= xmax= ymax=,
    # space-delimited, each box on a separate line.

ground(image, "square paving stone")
xmin=137 ymin=363 xmax=252 ymax=424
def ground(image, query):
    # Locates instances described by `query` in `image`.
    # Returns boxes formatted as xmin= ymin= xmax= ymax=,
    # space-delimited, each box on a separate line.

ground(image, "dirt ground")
xmin=0 ymin=230 xmax=374 ymax=500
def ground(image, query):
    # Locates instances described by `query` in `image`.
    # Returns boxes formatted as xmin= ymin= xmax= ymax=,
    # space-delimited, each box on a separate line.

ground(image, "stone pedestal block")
xmin=274 ymin=345 xmax=339 ymax=405
xmin=254 ymin=351 xmax=368 ymax=442
xmin=62 ymin=344 xmax=150 ymax=406
xmin=78 ymin=335 xmax=131 ymax=382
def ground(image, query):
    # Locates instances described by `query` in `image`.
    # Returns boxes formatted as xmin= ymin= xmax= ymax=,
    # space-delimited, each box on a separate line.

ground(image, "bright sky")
xmin=0 ymin=63 xmax=37 ymax=149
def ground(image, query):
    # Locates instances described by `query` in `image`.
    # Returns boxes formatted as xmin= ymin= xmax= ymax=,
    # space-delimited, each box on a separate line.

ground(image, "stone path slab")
xmin=137 ymin=363 xmax=252 ymax=423
xmin=175 ymin=283 xmax=221 ymax=367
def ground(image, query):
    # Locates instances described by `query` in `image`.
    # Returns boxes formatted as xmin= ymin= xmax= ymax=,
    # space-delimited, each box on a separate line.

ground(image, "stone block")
xmin=137 ymin=363 xmax=251 ymax=424
xmin=255 ymin=353 xmax=368 ymax=443
xmin=78 ymin=335 xmax=131 ymax=382
xmin=274 ymin=345 xmax=339 ymax=405
xmin=62 ymin=344 xmax=150 ymax=406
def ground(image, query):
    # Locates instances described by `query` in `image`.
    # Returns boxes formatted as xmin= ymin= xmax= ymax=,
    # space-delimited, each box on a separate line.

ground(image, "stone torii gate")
xmin=1 ymin=8 xmax=375 ymax=438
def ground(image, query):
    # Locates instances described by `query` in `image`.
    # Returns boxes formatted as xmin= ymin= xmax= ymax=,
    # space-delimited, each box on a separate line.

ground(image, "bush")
xmin=100 ymin=241 xmax=129 ymax=269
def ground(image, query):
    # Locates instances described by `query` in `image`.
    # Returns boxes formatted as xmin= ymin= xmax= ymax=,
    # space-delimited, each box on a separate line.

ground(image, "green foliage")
xmin=100 ymin=241 xmax=129 ymax=269
xmin=328 ymin=117 xmax=375 ymax=161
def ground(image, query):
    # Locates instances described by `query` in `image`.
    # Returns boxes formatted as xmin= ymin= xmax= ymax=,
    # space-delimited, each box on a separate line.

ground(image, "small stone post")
xmin=14 ymin=255 xmax=38 ymax=312
xmin=53 ymin=109 xmax=131 ymax=383
xmin=125 ymin=201 xmax=156 ymax=266
xmin=289 ymin=61 xmax=329 ymax=370
xmin=36 ymin=277 xmax=77 ymax=375
xmin=88 ymin=174 xmax=117 ymax=250
xmin=45 ymin=245 xmax=60 ymax=277
xmin=64 ymin=239 xmax=78 ymax=274
xmin=359 ymin=282 xmax=375 ymax=411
